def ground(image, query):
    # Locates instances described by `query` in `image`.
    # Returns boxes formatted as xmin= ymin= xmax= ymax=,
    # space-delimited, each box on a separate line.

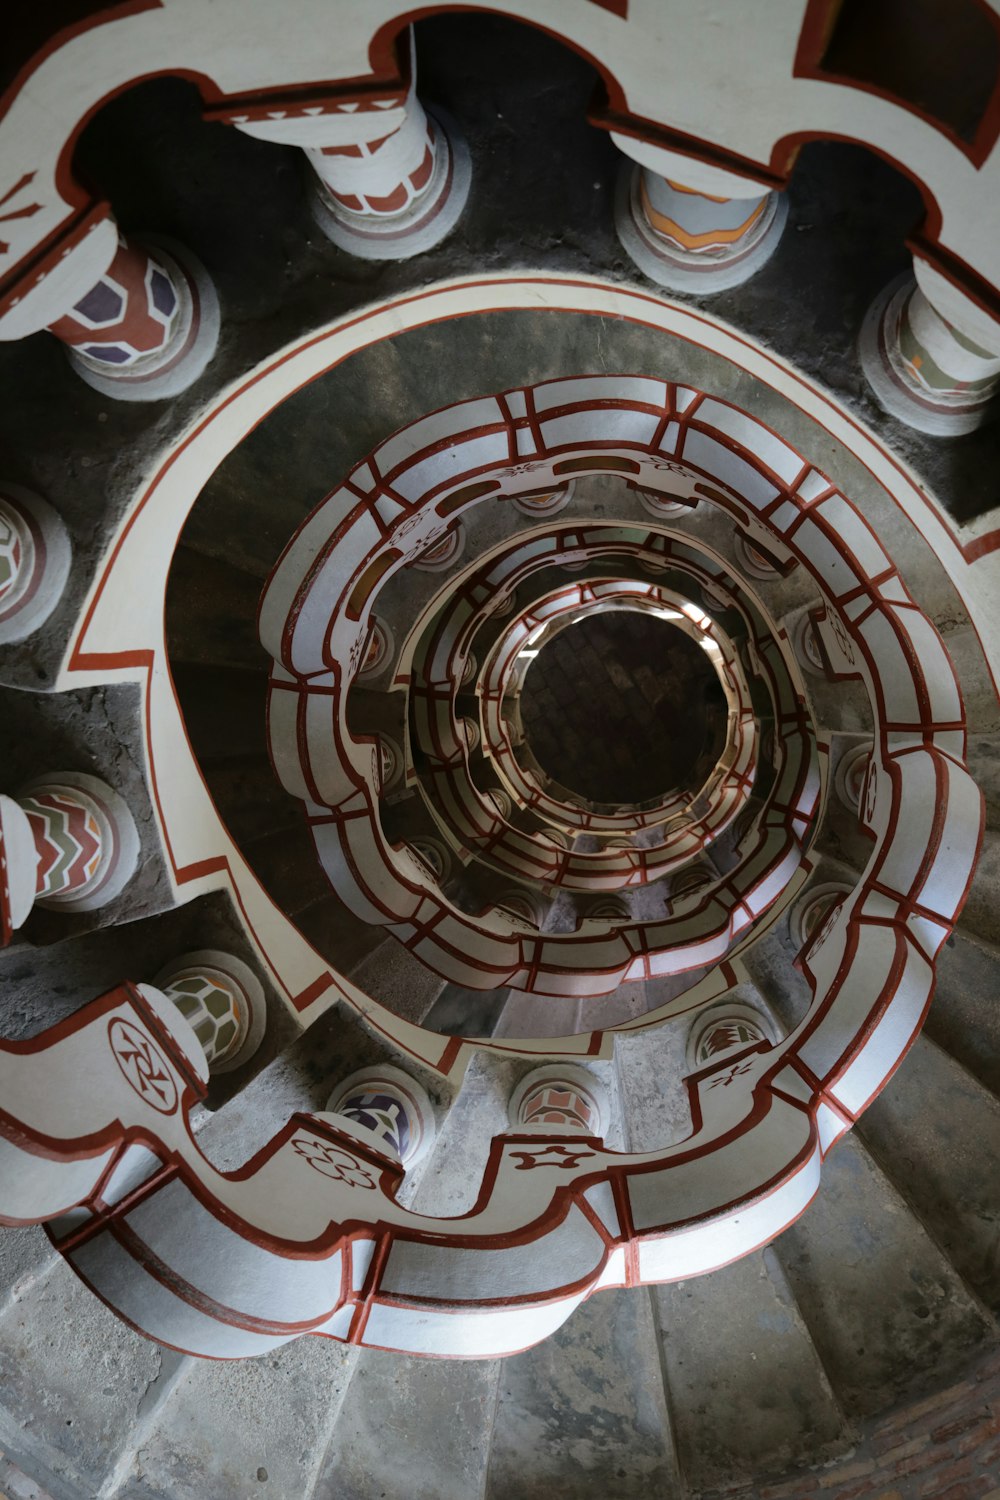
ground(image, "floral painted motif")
xmin=291 ymin=1136 xmax=377 ymax=1189
xmin=108 ymin=1019 xmax=178 ymax=1114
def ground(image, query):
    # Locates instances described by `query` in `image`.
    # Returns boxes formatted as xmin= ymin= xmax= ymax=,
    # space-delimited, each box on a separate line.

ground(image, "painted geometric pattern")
xmin=48 ymin=239 xmax=179 ymax=367
xmin=321 ymin=122 xmax=434 ymax=215
xmin=520 ymin=1083 xmax=595 ymax=1133
xmin=163 ymin=973 xmax=243 ymax=1066
xmin=337 ymin=1090 xmax=411 ymax=1159
xmin=898 ymin=296 xmax=997 ymax=396
xmin=697 ymin=1019 xmax=766 ymax=1064
xmin=641 ymin=177 xmax=765 ymax=254
xmin=0 ymin=505 xmax=22 ymax=602
xmin=23 ymin=791 xmax=102 ymax=898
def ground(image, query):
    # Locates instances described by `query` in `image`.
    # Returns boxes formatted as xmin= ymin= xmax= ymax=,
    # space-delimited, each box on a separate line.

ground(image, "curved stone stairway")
xmin=4 ymin=441 xmax=996 ymax=1500
xmin=3 ymin=906 xmax=1000 ymax=1500
xmin=2 ymin=13 xmax=1000 ymax=1500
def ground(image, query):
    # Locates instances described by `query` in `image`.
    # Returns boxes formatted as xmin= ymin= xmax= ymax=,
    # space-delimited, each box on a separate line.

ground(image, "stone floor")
xmin=0 ymin=1452 xmax=53 ymax=1500
xmin=518 ymin=611 xmax=728 ymax=805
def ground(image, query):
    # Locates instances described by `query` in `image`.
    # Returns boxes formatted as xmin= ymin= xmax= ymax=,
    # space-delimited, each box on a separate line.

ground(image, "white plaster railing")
xmin=263 ymin=382 xmax=823 ymax=995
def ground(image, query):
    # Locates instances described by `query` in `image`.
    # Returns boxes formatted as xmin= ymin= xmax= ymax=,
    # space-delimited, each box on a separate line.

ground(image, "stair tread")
xmin=771 ymin=1133 xmax=993 ymax=1417
xmin=485 ymin=1288 xmax=682 ymax=1500
xmin=926 ymin=929 xmax=1000 ymax=1096
xmin=113 ymin=1337 xmax=355 ymax=1500
xmin=857 ymin=1033 xmax=1000 ymax=1311
xmin=651 ymin=1249 xmax=849 ymax=1488
xmin=315 ymin=1347 xmax=498 ymax=1500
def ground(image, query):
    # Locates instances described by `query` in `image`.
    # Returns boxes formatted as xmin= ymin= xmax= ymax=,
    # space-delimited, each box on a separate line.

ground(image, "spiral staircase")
xmin=2 ymin=9 xmax=1000 ymax=1500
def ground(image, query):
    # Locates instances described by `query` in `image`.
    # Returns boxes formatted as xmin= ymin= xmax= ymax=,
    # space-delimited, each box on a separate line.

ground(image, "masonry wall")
xmin=727 ymin=1345 xmax=1000 ymax=1500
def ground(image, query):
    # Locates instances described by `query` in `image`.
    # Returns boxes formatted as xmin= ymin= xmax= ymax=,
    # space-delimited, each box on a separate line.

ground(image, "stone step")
xmin=924 ymin=930 xmax=1000 ymax=1098
xmin=292 ymin=893 xmax=387 ymax=976
xmin=651 ymin=1248 xmax=850 ymax=1490
xmin=166 ymin=546 xmax=266 ymax=672
xmin=965 ymin=730 xmax=1000 ymax=830
xmin=171 ymin=663 xmax=268 ymax=763
xmin=194 ymin=753 xmax=304 ymax=849
xmin=315 ymin=1344 xmax=498 ymax=1500
xmin=106 ymin=1337 xmax=356 ymax=1500
xmin=240 ymin=822 xmax=331 ymax=923
xmin=484 ymin=1287 xmax=682 ymax=1500
xmin=0 ymin=1255 xmax=166 ymax=1499
xmin=954 ymin=824 xmax=1000 ymax=950
xmin=347 ymin=935 xmax=450 ymax=1027
xmin=770 ymin=1131 xmax=994 ymax=1418
xmin=856 ymin=1032 xmax=1000 ymax=1313
xmin=420 ymin=981 xmax=513 ymax=1038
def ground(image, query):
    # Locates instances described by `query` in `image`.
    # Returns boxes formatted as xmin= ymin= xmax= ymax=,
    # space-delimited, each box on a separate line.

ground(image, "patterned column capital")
xmin=154 ymin=949 xmax=267 ymax=1074
xmin=326 ymin=1065 xmax=435 ymax=1165
xmin=687 ymin=1004 xmax=773 ymax=1072
xmin=861 ymin=272 xmax=1000 ymax=436
xmin=46 ymin=234 xmax=219 ymax=403
xmin=508 ymin=1064 xmax=610 ymax=1138
xmin=835 ymin=742 xmax=873 ymax=814
xmin=0 ymin=484 xmax=71 ymax=645
xmin=790 ymin=881 xmax=853 ymax=961
xmin=306 ymin=51 xmax=471 ymax=263
xmin=615 ymin=161 xmax=787 ymax=293
xmin=1 ymin=772 xmax=139 ymax=945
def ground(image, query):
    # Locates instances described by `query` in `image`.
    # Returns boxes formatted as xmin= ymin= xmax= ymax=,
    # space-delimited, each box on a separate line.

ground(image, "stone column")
xmin=508 ymin=1064 xmax=610 ymax=1137
xmin=229 ymin=34 xmax=470 ymax=261
xmin=860 ymin=266 xmax=1000 ymax=435
xmin=0 ymin=772 xmax=140 ymax=943
xmin=687 ymin=1004 xmax=772 ymax=1071
xmin=326 ymin=1065 xmax=436 ymax=1165
xmin=790 ymin=881 xmax=853 ymax=963
xmin=44 ymin=233 xmax=220 ymax=401
xmin=615 ymin=146 xmax=787 ymax=292
xmin=0 ymin=484 xmax=71 ymax=643
xmin=153 ymin=949 xmax=267 ymax=1074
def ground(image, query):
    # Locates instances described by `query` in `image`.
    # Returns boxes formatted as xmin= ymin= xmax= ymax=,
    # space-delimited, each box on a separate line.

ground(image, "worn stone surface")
xmin=348 ymin=939 xmax=447 ymax=1027
xmin=614 ymin=1014 xmax=700 ymax=1150
xmin=0 ymin=1259 xmax=163 ymax=1497
xmin=485 ymin=1287 xmax=680 ymax=1499
xmin=955 ymin=829 xmax=1000 ymax=950
xmin=315 ymin=1347 xmax=498 ymax=1500
xmin=0 ymin=1227 xmax=56 ymax=1315
xmin=926 ymin=931 xmax=1000 ymax=1098
xmin=118 ymin=1337 xmax=357 ymax=1500
xmin=771 ymin=1134 xmax=993 ymax=1418
xmin=652 ymin=1250 xmax=849 ymax=1489
xmin=856 ymin=1034 xmax=1000 ymax=1311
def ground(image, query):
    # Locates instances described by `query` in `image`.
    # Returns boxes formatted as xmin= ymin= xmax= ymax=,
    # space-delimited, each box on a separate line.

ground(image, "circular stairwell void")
xmin=517 ymin=607 xmax=728 ymax=806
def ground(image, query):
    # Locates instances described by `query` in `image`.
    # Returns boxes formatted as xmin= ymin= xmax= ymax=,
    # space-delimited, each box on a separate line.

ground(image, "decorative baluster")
xmin=153 ymin=949 xmax=267 ymax=1073
xmin=45 ymin=233 xmax=220 ymax=401
xmin=615 ymin=144 xmax=787 ymax=292
xmin=0 ymin=772 xmax=139 ymax=944
xmin=227 ymin=32 xmax=470 ymax=262
xmin=326 ymin=1065 xmax=436 ymax=1165
xmin=0 ymin=484 xmax=71 ymax=643
xmin=861 ymin=265 xmax=1000 ymax=435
